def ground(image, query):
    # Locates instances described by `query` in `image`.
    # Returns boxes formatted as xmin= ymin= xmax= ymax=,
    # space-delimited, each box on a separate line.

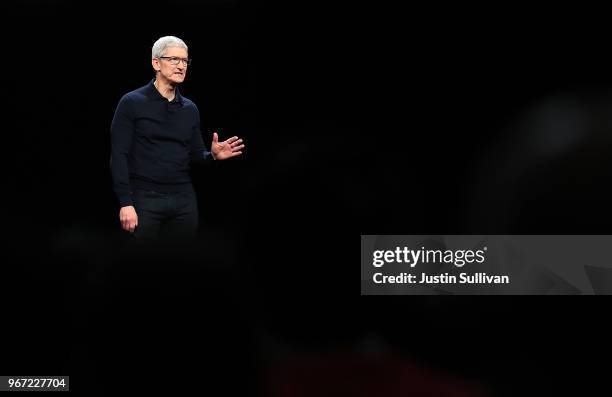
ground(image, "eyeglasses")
xmin=159 ymin=56 xmax=192 ymax=66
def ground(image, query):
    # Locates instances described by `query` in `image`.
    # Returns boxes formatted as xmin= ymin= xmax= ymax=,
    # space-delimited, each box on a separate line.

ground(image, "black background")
xmin=4 ymin=1 xmax=612 ymax=395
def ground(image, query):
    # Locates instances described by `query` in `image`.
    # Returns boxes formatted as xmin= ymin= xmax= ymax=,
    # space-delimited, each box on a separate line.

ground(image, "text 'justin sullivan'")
xmin=373 ymin=272 xmax=510 ymax=284
xmin=371 ymin=247 xmax=510 ymax=284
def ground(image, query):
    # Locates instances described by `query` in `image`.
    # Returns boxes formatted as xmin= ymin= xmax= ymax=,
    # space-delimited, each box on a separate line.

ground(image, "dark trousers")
xmin=128 ymin=187 xmax=199 ymax=246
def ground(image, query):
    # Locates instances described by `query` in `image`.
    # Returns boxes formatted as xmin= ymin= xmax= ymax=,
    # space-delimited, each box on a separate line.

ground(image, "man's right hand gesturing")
xmin=120 ymin=206 xmax=138 ymax=233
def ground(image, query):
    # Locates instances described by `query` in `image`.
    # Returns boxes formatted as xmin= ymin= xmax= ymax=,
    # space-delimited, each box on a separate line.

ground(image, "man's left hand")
xmin=211 ymin=132 xmax=245 ymax=160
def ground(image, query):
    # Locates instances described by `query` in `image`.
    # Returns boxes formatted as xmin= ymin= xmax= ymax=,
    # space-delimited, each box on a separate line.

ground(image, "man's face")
xmin=152 ymin=46 xmax=189 ymax=84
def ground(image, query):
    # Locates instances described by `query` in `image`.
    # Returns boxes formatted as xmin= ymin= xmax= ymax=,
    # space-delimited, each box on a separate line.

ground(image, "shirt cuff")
xmin=119 ymin=195 xmax=133 ymax=207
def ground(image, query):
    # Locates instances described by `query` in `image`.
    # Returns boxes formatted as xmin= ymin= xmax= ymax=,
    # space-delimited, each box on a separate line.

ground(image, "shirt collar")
xmin=147 ymin=78 xmax=183 ymax=105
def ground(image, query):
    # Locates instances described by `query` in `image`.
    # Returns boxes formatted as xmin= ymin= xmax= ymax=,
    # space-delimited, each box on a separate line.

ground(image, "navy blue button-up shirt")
xmin=110 ymin=79 xmax=212 ymax=207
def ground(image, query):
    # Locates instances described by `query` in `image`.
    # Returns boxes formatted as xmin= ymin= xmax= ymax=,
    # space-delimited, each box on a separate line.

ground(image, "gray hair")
xmin=151 ymin=36 xmax=188 ymax=59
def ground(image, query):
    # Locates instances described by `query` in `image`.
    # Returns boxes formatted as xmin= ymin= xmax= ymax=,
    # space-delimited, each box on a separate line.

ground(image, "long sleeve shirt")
xmin=110 ymin=79 xmax=212 ymax=207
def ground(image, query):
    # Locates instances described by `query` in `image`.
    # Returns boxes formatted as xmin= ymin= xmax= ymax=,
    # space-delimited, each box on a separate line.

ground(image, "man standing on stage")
xmin=110 ymin=36 xmax=244 ymax=242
